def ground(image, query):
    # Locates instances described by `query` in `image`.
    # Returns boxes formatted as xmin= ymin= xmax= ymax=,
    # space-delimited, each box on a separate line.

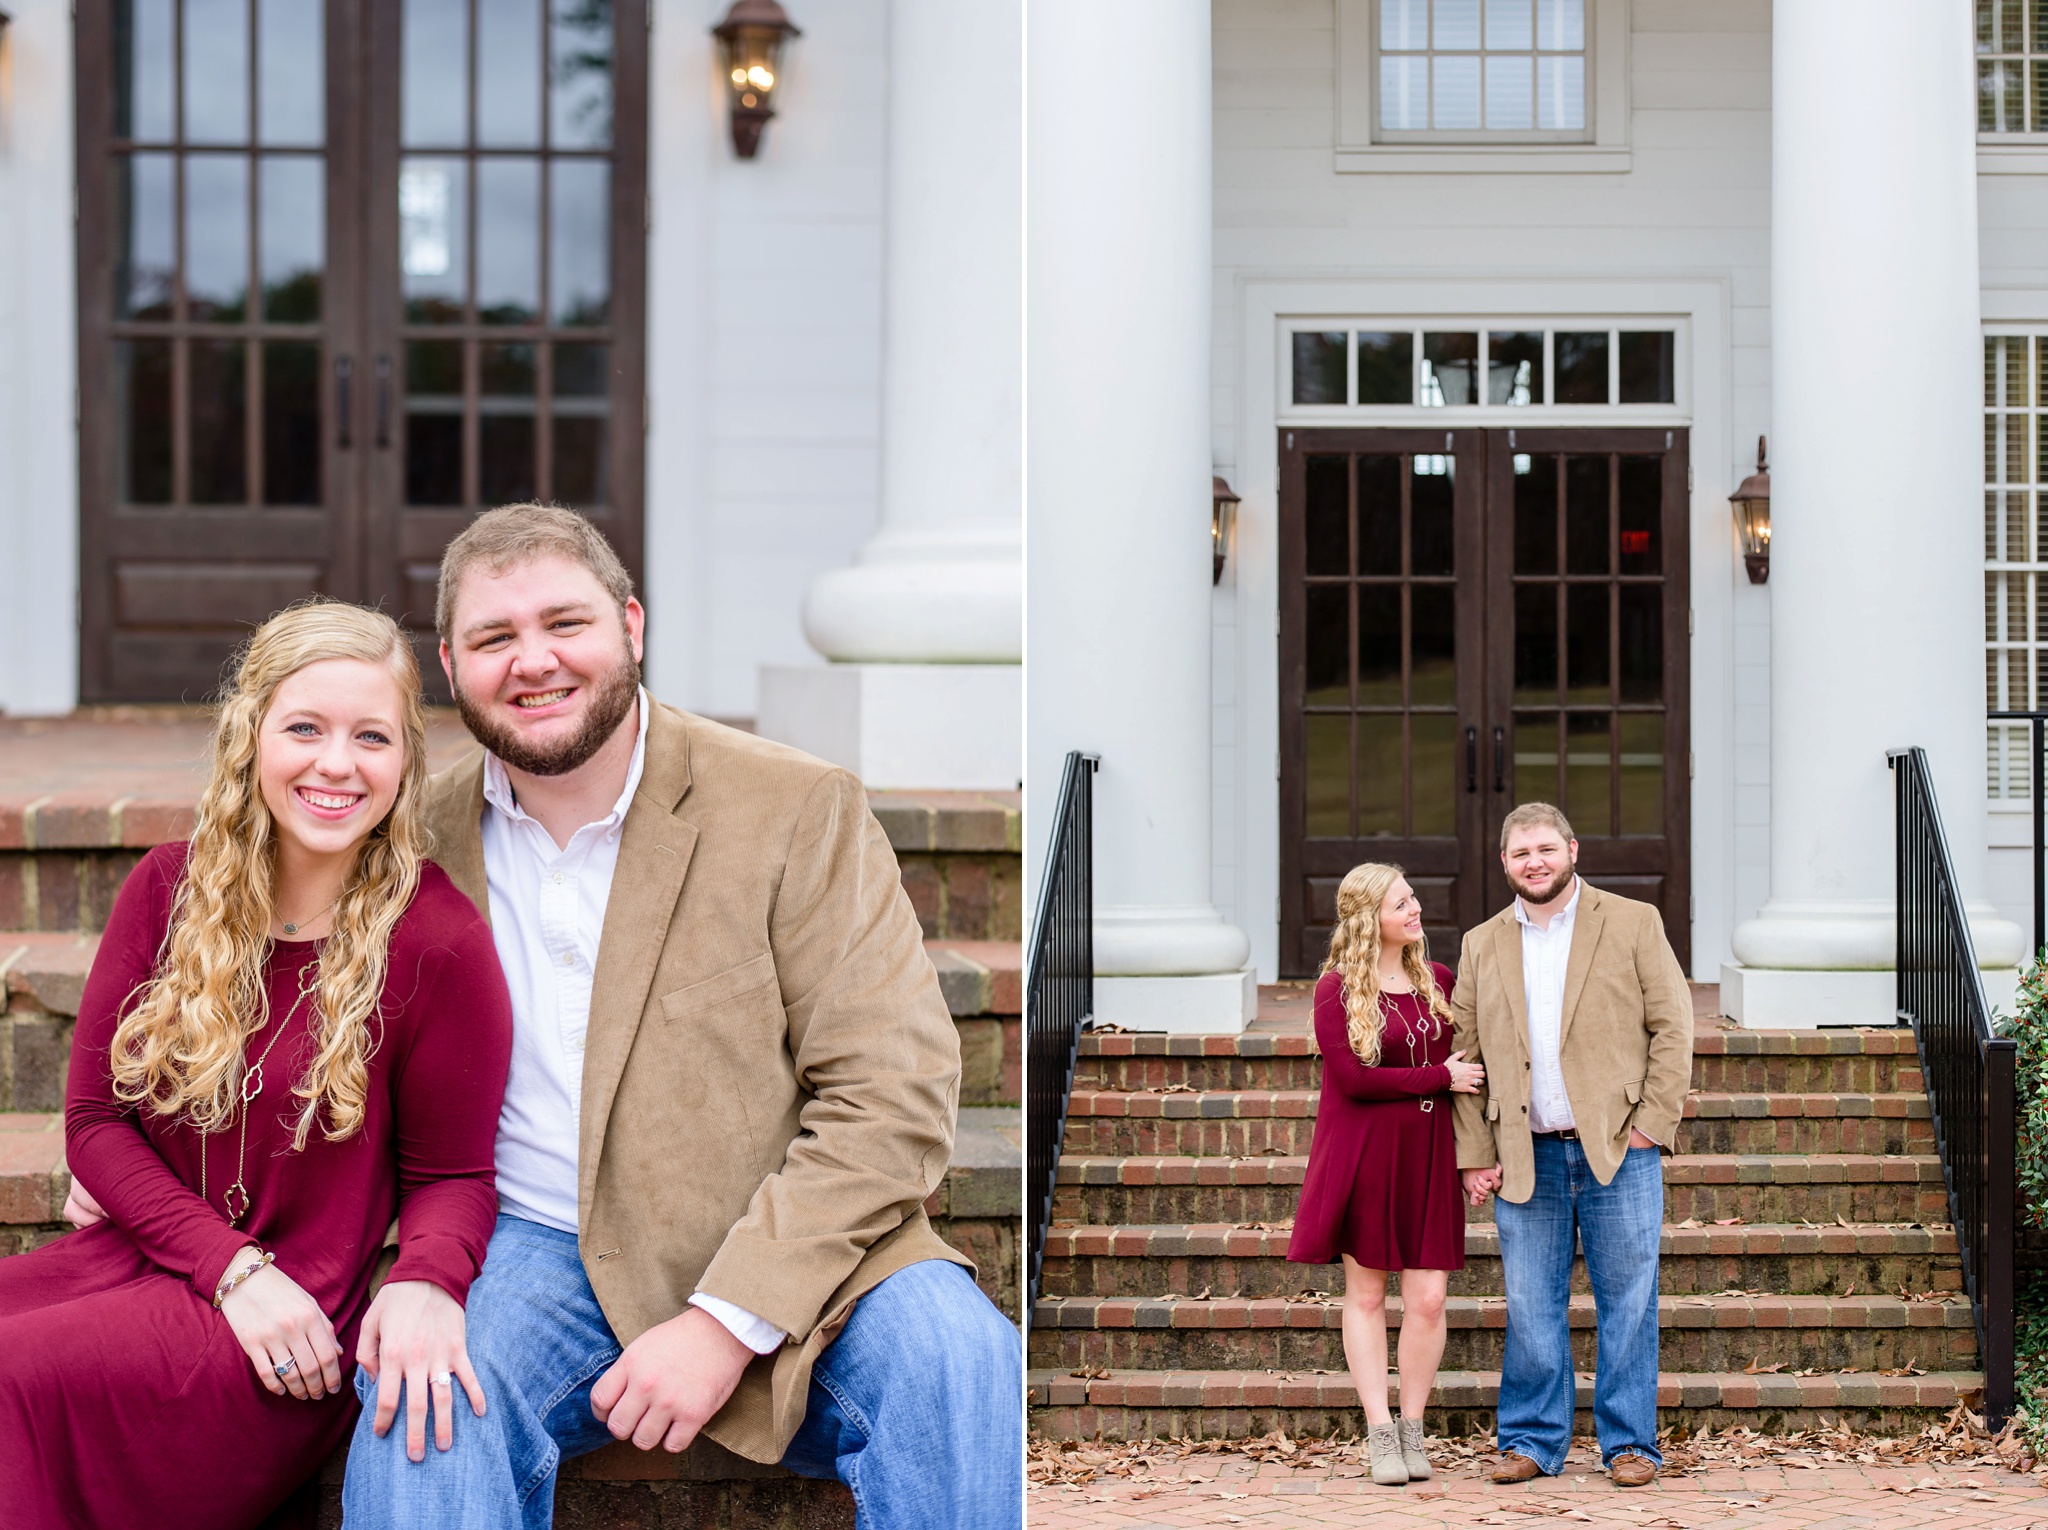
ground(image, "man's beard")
xmin=1509 ymin=864 xmax=1576 ymax=908
xmin=453 ymin=646 xmax=641 ymax=778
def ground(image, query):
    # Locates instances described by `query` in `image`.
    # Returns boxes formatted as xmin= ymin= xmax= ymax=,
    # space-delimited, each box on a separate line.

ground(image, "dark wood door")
xmin=77 ymin=0 xmax=645 ymax=702
xmin=1279 ymin=426 xmax=1690 ymax=977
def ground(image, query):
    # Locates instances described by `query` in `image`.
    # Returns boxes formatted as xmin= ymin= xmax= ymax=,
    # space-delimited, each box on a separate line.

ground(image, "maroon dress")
xmin=0 ymin=842 xmax=513 ymax=1530
xmin=1287 ymin=963 xmax=1465 ymax=1272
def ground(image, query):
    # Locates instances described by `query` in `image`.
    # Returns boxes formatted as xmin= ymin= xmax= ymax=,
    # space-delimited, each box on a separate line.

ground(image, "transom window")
xmin=1987 ymin=332 xmax=2048 ymax=799
xmin=1978 ymin=0 xmax=2047 ymax=133
xmin=1378 ymin=0 xmax=1587 ymax=137
xmin=1287 ymin=325 xmax=1677 ymax=411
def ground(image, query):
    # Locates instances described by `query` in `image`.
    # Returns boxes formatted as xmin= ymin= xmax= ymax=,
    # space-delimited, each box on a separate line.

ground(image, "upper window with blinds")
xmin=1979 ymin=0 xmax=2048 ymax=133
xmin=1988 ymin=334 xmax=2048 ymax=799
xmin=1377 ymin=0 xmax=1589 ymax=140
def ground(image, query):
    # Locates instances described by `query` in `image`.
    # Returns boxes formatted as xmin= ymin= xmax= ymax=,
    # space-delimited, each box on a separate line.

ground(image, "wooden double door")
xmin=76 ymin=0 xmax=647 ymax=700
xmin=1278 ymin=427 xmax=1691 ymax=977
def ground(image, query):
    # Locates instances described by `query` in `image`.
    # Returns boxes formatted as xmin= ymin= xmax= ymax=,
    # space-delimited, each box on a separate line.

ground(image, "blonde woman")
xmin=0 ymin=603 xmax=513 ymax=1529
xmin=1288 ymin=864 xmax=1484 ymax=1487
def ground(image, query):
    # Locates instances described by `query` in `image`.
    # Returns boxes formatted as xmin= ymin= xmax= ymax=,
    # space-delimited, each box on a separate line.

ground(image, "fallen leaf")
xmin=1675 ymin=1217 xmax=1703 ymax=1229
xmin=1744 ymin=1357 xmax=1786 ymax=1374
xmin=1714 ymin=1216 xmax=1745 ymax=1225
xmin=1069 ymin=1363 xmax=1110 ymax=1380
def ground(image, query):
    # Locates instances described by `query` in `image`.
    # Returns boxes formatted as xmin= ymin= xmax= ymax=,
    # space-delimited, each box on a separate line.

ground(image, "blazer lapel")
xmin=577 ymin=703 xmax=698 ymax=1224
xmin=1555 ymin=881 xmax=1607 ymax=1057
xmin=1490 ymin=905 xmax=1530 ymax=1039
xmin=424 ymin=749 xmax=491 ymax=920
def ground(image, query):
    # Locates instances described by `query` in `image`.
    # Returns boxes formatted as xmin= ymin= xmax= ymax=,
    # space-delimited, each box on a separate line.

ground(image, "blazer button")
xmin=1521 ymin=1105 xmax=1528 ymax=1113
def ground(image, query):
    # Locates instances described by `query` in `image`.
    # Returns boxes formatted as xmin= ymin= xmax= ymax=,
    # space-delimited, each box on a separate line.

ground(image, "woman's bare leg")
xmin=1340 ymin=1255 xmax=1393 ymax=1427
xmin=1395 ymin=1267 xmax=1449 ymax=1420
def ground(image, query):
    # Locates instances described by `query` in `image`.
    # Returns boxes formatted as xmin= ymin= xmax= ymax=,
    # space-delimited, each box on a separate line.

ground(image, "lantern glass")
xmin=721 ymin=27 xmax=785 ymax=112
xmin=1212 ymin=479 xmax=1240 ymax=584
xmin=1733 ymin=495 xmax=1769 ymax=558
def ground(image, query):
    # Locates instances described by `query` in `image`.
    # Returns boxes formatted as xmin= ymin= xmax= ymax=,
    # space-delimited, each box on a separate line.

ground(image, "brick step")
xmin=1061 ymin=1091 xmax=1933 ymax=1158
xmin=3 ymin=1108 xmax=1026 ymax=1323
xmin=1027 ymin=1367 xmax=1984 ymax=1442
xmin=1075 ymin=1029 xmax=1924 ymax=1096
xmin=0 ymin=930 xmax=1023 ymax=1111
xmin=1038 ymin=1222 xmax=1963 ymax=1301
xmin=1052 ymin=1155 xmax=1950 ymax=1227
xmin=1028 ymin=1292 xmax=1977 ymax=1375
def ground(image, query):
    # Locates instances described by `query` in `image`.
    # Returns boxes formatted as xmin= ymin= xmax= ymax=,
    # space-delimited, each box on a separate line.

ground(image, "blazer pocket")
xmin=1485 ymin=1099 xmax=1502 ymax=1123
xmin=1623 ymin=1076 xmax=1646 ymax=1106
xmin=659 ymin=951 xmax=780 ymax=1022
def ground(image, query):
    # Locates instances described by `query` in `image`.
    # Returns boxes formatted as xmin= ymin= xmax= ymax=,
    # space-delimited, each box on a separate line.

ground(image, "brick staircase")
xmin=0 ymin=711 xmax=1020 ymax=1527
xmin=1028 ymin=986 xmax=1982 ymax=1445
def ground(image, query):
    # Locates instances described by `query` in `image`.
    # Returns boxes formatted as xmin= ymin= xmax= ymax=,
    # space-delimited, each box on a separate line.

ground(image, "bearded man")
xmin=1449 ymin=803 xmax=1692 ymax=1490
xmin=340 ymin=504 xmax=1021 ymax=1528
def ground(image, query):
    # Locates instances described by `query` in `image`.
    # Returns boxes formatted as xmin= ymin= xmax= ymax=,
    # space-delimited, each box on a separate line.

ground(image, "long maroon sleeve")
xmin=381 ymin=914 xmax=512 ymax=1304
xmin=1313 ymin=973 xmax=1452 ymax=1102
xmin=64 ymin=847 xmax=254 ymax=1301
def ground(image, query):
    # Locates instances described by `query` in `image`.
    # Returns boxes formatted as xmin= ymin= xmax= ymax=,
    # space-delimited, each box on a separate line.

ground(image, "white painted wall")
xmin=643 ymin=0 xmax=888 ymax=719
xmin=0 ymin=0 xmax=81 ymax=715
xmin=1209 ymin=0 xmax=1775 ymax=980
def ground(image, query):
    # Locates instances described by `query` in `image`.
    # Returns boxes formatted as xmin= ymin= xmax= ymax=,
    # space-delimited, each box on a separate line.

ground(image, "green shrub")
xmin=1996 ymin=955 xmax=2048 ymax=1230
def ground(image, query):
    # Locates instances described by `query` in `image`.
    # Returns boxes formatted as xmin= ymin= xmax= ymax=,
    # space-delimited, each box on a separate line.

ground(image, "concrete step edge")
xmin=1031 ymin=1292 xmax=1975 ymax=1330
xmin=1054 ymin=1154 xmax=1946 ymax=1186
xmin=1026 ymin=1367 xmax=1984 ymax=1410
xmin=1078 ymin=1030 xmax=1921 ymax=1060
xmin=1042 ymin=1220 xmax=1960 ymax=1257
xmin=1063 ymin=1090 xmax=1932 ymax=1121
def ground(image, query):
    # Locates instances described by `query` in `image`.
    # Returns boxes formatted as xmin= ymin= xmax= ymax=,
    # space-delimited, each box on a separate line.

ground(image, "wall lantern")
xmin=713 ymin=0 xmax=800 ymax=160
xmin=1730 ymin=435 xmax=1771 ymax=585
xmin=1212 ymin=476 xmax=1240 ymax=585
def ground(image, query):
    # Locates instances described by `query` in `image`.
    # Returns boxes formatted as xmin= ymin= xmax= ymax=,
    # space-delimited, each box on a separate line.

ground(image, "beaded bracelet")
xmin=213 ymin=1250 xmax=274 ymax=1309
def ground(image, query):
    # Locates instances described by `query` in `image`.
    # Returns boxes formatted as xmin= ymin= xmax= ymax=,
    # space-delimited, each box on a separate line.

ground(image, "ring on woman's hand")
xmin=431 ymin=1371 xmax=453 ymax=1386
xmin=274 ymin=1358 xmax=298 ymax=1378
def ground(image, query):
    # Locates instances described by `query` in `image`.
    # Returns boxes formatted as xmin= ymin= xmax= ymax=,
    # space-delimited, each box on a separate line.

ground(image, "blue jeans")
xmin=1493 ymin=1137 xmax=1663 ymax=1474
xmin=340 ymin=1215 xmax=1023 ymax=1529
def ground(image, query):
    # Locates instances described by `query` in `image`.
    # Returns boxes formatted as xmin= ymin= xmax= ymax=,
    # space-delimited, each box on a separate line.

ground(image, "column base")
xmin=755 ymin=663 xmax=1020 ymax=791
xmin=1093 ymin=970 xmax=1259 ymax=1035
xmin=1719 ymin=963 xmax=2021 ymax=1028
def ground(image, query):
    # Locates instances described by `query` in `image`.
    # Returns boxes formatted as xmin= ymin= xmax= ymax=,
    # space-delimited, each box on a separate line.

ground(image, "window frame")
xmin=1335 ymin=0 xmax=1631 ymax=173
xmin=1372 ymin=0 xmax=1594 ymax=145
xmin=1986 ymin=327 xmax=2046 ymax=803
xmin=1278 ymin=318 xmax=1688 ymax=425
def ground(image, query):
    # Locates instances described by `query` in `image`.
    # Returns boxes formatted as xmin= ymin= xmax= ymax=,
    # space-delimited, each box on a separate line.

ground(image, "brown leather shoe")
xmin=1609 ymin=1454 xmax=1658 ymax=1487
xmin=1490 ymin=1451 xmax=1544 ymax=1483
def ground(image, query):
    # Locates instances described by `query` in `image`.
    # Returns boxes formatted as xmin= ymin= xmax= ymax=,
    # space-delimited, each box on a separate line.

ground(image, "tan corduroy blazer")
xmin=423 ymin=702 xmax=969 ymax=1464
xmin=1449 ymin=881 xmax=1693 ymax=1204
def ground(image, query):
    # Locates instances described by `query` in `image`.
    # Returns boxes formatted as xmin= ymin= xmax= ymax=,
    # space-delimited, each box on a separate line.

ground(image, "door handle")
xmin=373 ymin=355 xmax=392 ymax=449
xmin=1493 ymin=726 xmax=1506 ymax=793
xmin=335 ymin=356 xmax=354 ymax=450
xmin=1465 ymin=726 xmax=1477 ymax=794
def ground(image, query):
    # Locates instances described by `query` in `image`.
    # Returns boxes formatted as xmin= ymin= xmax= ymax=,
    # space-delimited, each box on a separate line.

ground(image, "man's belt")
xmin=1530 ymin=1126 xmax=1579 ymax=1140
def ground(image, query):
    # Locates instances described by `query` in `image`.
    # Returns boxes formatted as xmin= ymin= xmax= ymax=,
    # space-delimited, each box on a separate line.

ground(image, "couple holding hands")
xmin=1288 ymin=804 xmax=1694 ymax=1489
xmin=0 ymin=504 xmax=1021 ymax=1528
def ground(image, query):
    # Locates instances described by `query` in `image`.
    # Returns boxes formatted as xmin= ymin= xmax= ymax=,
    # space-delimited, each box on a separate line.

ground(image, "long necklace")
xmin=1386 ymin=980 xmax=1442 ymax=1115
xmin=200 ymin=954 xmax=318 ymax=1225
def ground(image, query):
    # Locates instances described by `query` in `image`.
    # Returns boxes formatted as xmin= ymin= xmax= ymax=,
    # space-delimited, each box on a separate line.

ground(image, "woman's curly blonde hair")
xmin=1322 ymin=861 xmax=1453 ymax=1065
xmin=109 ymin=601 xmax=429 ymax=1150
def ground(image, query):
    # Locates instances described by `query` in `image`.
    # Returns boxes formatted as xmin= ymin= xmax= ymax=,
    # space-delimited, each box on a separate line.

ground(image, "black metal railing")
xmin=1025 ymin=751 xmax=1099 ymax=1314
xmin=1988 ymin=710 xmax=2048 ymax=960
xmin=1890 ymin=746 xmax=2016 ymax=1426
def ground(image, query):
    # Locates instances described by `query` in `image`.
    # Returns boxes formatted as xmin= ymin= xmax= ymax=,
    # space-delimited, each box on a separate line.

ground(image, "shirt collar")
xmin=482 ymin=687 xmax=650 ymax=837
xmin=1514 ymin=873 xmax=1582 ymax=932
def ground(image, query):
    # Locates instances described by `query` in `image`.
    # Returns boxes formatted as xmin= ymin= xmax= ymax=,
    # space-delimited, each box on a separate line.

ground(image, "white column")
xmin=1027 ymin=0 xmax=1253 ymax=1031
xmin=755 ymin=0 xmax=1021 ymax=790
xmin=1726 ymin=0 xmax=2023 ymax=1026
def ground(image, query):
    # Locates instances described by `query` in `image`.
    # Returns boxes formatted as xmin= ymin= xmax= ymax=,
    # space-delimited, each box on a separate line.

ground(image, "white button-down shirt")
xmin=1515 ymin=876 xmax=1582 ymax=1133
xmin=481 ymin=692 xmax=782 ymax=1354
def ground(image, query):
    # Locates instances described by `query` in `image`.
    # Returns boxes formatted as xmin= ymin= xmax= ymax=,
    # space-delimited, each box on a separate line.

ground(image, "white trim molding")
xmin=1224 ymin=275 xmax=1732 ymax=982
xmin=1334 ymin=0 xmax=1631 ymax=174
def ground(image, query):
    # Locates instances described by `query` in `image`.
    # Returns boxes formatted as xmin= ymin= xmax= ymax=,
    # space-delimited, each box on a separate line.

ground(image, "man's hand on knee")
xmin=589 ymin=1306 xmax=754 ymax=1453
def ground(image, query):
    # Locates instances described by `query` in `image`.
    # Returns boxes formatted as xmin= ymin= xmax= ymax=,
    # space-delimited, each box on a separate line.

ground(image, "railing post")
xmin=1987 ymin=1036 xmax=2017 ymax=1429
xmin=2034 ymin=716 xmax=2044 ymax=962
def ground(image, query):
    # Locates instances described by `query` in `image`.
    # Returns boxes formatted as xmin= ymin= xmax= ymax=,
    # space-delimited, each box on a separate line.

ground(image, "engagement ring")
xmin=274 ymin=1358 xmax=297 ymax=1378
xmin=431 ymin=1371 xmax=453 ymax=1386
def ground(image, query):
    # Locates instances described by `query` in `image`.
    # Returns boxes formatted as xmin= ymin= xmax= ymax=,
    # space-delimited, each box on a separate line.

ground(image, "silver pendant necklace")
xmin=279 ymin=895 xmax=340 ymax=938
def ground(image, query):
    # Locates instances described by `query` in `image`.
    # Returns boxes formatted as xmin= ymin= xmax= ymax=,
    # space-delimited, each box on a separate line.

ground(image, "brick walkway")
xmin=1029 ymin=1454 xmax=2048 ymax=1528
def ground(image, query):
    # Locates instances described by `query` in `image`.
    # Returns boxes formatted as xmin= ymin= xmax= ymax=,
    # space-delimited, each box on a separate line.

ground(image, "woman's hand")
xmin=357 ymin=1278 xmax=487 ymax=1462
xmin=62 ymin=1177 xmax=108 ymax=1229
xmin=218 ymin=1249 xmax=345 ymax=1402
xmin=1445 ymin=1048 xmax=1485 ymax=1094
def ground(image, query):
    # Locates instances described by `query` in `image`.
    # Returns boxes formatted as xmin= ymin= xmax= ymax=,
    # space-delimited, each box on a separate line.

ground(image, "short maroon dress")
xmin=1287 ymin=963 xmax=1464 ymax=1272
